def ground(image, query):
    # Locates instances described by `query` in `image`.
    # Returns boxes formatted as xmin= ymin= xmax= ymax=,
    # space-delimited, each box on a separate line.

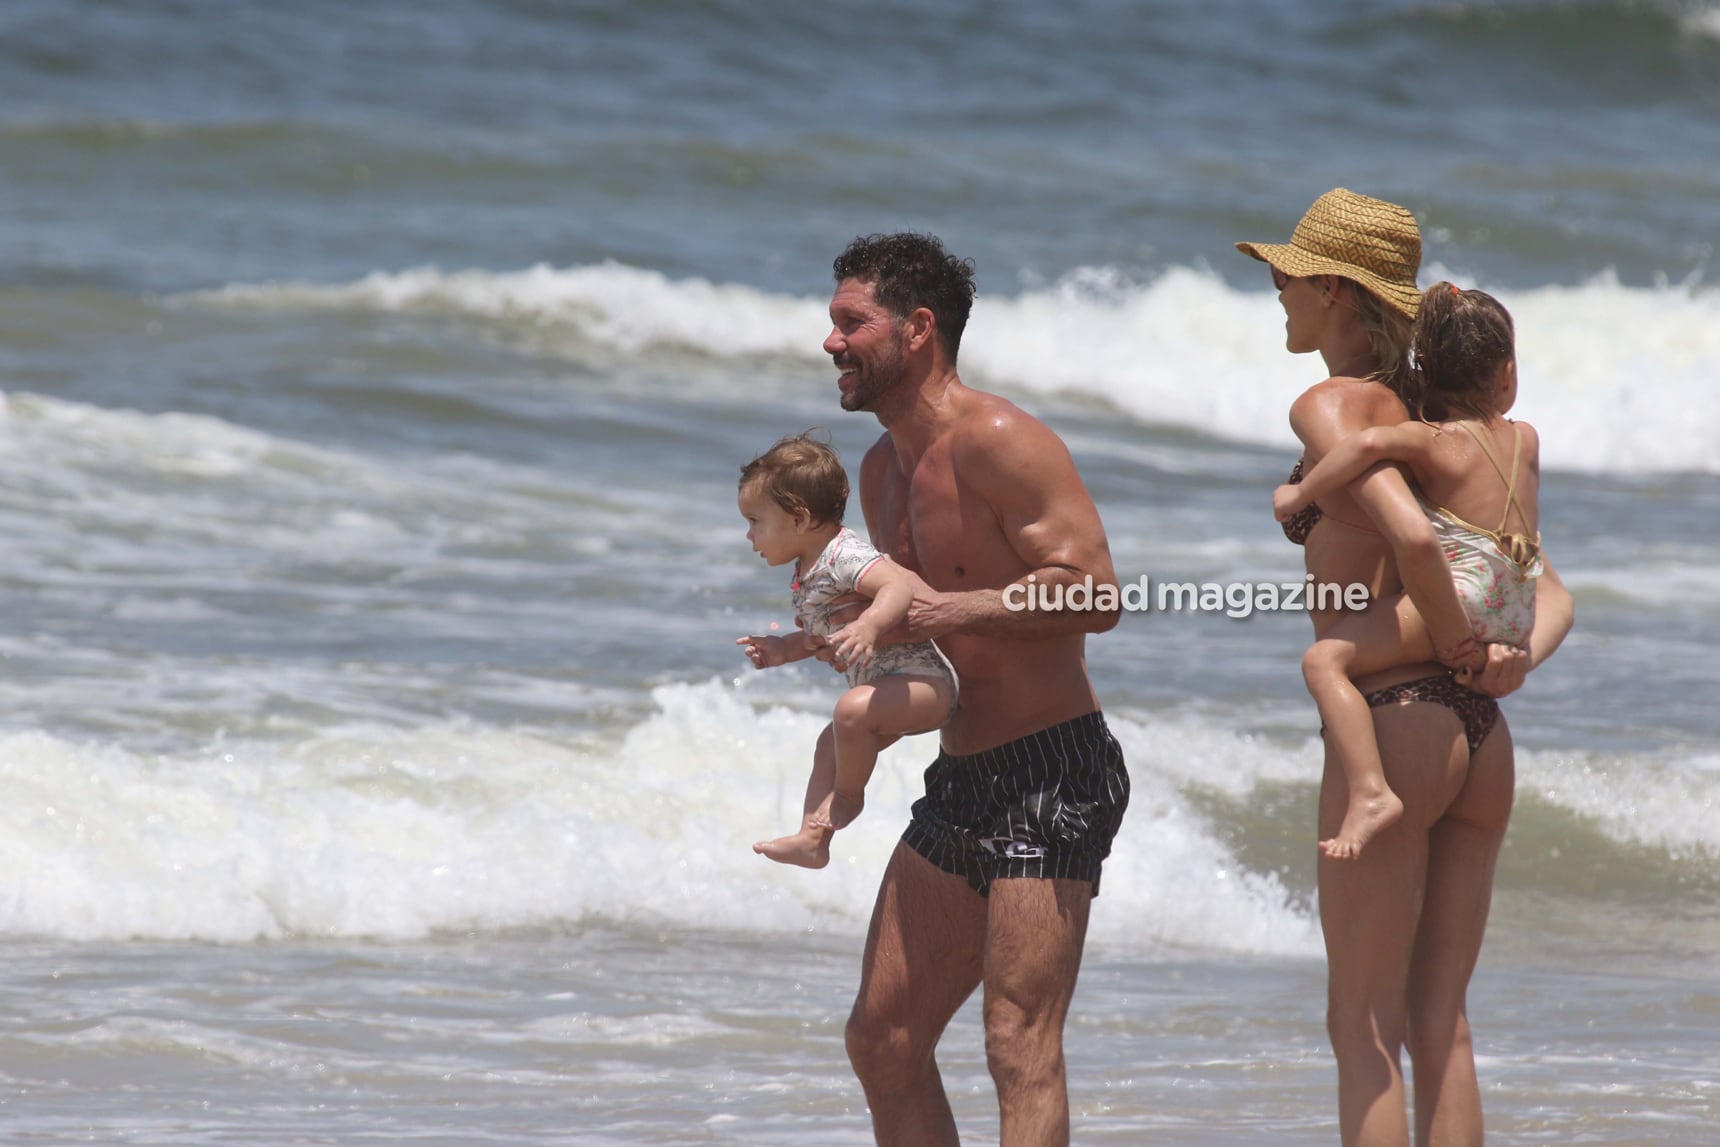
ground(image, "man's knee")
xmin=845 ymin=1004 xmax=927 ymax=1088
xmin=983 ymin=998 xmax=1063 ymax=1092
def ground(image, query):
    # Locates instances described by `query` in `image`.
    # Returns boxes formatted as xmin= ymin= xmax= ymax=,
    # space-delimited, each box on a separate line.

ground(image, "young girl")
xmin=1273 ymin=282 xmax=1543 ymax=859
xmin=735 ymin=433 xmax=958 ymax=869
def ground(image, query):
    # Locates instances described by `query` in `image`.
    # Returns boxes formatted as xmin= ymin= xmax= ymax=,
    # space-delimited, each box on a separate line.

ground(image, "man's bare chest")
xmin=871 ymin=467 xmax=1014 ymax=591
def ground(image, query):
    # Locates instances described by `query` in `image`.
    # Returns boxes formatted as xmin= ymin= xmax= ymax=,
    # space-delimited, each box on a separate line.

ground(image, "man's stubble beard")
xmin=840 ymin=338 xmax=908 ymax=414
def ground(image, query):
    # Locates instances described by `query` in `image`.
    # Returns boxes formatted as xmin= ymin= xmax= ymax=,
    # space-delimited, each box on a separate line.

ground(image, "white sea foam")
xmin=0 ymin=681 xmax=1308 ymax=950
xmin=1680 ymin=4 xmax=1720 ymax=41
xmin=182 ymin=262 xmax=830 ymax=359
xmin=181 ymin=262 xmax=1720 ymax=475
xmin=1516 ymin=746 xmax=1720 ymax=862
xmin=4 ymin=679 xmax=1708 ymax=948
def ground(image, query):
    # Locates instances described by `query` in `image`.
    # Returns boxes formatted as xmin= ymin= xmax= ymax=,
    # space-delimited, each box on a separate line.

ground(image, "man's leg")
xmin=847 ymin=842 xmax=988 ymax=1147
xmin=982 ymin=876 xmax=1093 ymax=1147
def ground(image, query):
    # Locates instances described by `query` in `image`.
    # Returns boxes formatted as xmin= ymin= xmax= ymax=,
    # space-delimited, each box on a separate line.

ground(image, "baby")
xmin=735 ymin=433 xmax=957 ymax=868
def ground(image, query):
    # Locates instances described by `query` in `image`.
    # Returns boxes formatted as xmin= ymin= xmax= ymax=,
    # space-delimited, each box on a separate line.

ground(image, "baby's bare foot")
xmin=1319 ymin=790 xmax=1405 ymax=860
xmin=753 ymin=831 xmax=831 ymax=869
xmin=828 ymin=790 xmax=864 ymax=830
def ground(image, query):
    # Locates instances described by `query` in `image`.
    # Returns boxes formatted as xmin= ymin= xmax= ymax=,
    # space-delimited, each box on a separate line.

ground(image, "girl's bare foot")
xmin=753 ymin=828 xmax=831 ymax=869
xmin=1319 ymin=790 xmax=1404 ymax=860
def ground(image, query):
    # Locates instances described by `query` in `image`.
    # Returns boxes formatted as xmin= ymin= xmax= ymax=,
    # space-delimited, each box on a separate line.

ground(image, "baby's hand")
xmin=1272 ymin=484 xmax=1305 ymax=522
xmin=735 ymin=633 xmax=788 ymax=669
xmin=828 ymin=619 xmax=879 ymax=672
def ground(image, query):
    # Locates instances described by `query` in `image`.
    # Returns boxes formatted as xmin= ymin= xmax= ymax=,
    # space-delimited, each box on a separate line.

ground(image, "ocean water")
xmin=1 ymin=0 xmax=1717 ymax=1142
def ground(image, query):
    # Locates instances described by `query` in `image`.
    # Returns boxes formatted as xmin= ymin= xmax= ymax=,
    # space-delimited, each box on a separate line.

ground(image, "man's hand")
xmin=1458 ymin=642 xmax=1530 ymax=698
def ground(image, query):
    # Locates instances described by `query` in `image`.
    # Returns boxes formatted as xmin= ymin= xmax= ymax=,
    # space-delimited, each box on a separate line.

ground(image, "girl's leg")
xmin=1304 ymin=593 xmax=1436 ymax=859
xmin=824 ymin=675 xmax=956 ymax=830
xmin=754 ymin=721 xmax=843 ymax=869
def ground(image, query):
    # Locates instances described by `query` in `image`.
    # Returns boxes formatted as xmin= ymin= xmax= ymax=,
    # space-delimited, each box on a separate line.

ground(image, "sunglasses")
xmin=1270 ymin=266 xmax=1291 ymax=291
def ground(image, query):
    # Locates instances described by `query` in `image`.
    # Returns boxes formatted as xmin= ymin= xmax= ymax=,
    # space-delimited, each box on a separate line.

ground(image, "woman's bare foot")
xmin=1320 ymin=790 xmax=1404 ymax=860
xmin=753 ymin=827 xmax=831 ymax=869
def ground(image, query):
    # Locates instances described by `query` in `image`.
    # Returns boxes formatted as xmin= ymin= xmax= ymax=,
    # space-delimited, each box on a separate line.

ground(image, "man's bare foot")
xmin=1319 ymin=790 xmax=1404 ymax=860
xmin=753 ymin=830 xmax=831 ymax=869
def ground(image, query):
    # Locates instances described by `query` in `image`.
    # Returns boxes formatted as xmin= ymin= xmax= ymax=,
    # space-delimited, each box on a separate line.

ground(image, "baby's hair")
xmin=739 ymin=431 xmax=849 ymax=527
xmin=1413 ymin=282 xmax=1515 ymax=421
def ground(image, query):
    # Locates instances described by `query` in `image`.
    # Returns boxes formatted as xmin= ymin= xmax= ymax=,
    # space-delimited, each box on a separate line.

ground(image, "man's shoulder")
xmin=949 ymin=389 xmax=1061 ymax=455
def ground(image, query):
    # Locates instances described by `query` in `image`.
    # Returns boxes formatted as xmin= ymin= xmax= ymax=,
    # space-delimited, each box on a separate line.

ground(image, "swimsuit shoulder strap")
xmin=1454 ymin=419 xmax=1528 ymax=533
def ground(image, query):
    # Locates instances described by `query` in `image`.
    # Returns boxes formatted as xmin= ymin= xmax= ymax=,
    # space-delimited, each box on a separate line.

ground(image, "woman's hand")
xmin=1435 ymin=633 xmax=1486 ymax=675
xmin=1458 ymin=642 xmax=1530 ymax=697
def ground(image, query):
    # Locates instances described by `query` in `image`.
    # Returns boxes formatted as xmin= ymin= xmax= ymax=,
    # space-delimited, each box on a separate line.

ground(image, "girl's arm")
xmin=1274 ymin=423 xmax=1436 ymax=520
xmin=1285 ymin=384 xmax=1478 ymax=667
xmin=1347 ymin=455 xmax=1482 ymax=670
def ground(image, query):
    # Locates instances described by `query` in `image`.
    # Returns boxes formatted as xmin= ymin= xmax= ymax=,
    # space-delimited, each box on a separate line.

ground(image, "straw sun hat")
xmin=1235 ymin=188 xmax=1423 ymax=321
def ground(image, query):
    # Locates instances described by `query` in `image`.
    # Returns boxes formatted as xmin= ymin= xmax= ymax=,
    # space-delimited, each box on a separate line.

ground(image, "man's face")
xmin=823 ymin=277 xmax=909 ymax=413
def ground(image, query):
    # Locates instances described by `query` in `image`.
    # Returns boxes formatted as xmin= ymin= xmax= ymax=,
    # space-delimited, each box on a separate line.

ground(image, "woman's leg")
xmin=1304 ymin=593 xmax=1436 ymax=859
xmin=1319 ymin=697 xmax=1471 ymax=1147
xmin=1407 ymin=718 xmax=1514 ymax=1147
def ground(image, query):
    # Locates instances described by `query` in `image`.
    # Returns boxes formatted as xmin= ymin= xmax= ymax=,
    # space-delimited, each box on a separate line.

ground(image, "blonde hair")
xmin=738 ymin=432 xmax=849 ymax=526
xmin=1345 ymin=278 xmax=1419 ymax=409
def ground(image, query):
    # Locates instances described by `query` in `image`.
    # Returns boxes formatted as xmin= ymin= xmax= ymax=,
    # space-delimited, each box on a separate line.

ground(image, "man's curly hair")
xmin=832 ymin=233 xmax=977 ymax=361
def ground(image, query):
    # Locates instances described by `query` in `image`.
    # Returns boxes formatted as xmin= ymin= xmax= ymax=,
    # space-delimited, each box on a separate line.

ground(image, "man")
xmin=822 ymin=232 xmax=1130 ymax=1147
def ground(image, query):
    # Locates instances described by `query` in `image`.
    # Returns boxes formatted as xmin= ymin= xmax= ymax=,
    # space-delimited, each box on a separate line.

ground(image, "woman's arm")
xmin=1525 ymin=561 xmax=1574 ymax=669
xmin=1461 ymin=562 xmax=1573 ymax=697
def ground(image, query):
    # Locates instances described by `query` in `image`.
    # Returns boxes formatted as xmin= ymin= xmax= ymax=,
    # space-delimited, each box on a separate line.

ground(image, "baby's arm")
xmin=1274 ymin=423 xmax=1437 ymax=520
xmin=827 ymin=558 xmax=916 ymax=671
xmin=735 ymin=628 xmax=822 ymax=670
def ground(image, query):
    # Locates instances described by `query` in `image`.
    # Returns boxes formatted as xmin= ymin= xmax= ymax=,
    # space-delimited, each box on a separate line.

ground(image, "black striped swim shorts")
xmin=902 ymin=711 xmax=1129 ymax=898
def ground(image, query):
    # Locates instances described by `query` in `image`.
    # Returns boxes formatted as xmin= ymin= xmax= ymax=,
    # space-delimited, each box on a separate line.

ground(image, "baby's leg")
xmin=1304 ymin=593 xmax=1435 ymax=859
xmin=821 ymin=674 xmax=955 ymax=831
xmin=754 ymin=722 xmax=839 ymax=869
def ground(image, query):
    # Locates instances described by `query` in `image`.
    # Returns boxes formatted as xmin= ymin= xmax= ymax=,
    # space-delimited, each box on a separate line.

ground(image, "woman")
xmin=1235 ymin=189 xmax=1574 ymax=1147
